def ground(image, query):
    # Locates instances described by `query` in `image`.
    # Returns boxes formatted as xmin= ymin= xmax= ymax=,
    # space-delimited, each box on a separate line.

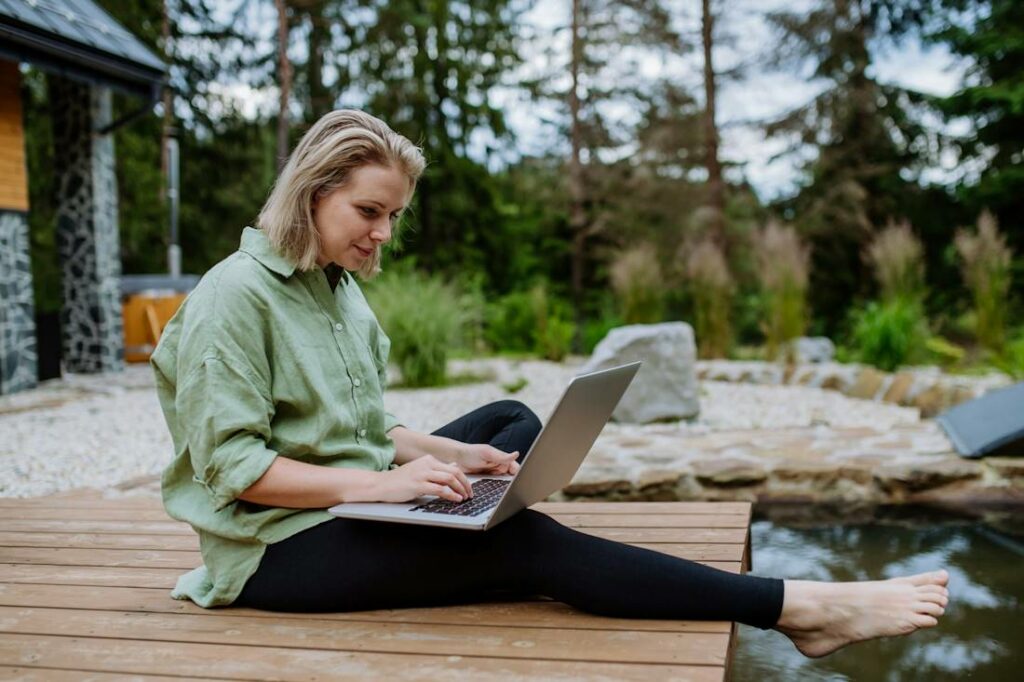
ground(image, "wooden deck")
xmin=0 ymin=494 xmax=752 ymax=681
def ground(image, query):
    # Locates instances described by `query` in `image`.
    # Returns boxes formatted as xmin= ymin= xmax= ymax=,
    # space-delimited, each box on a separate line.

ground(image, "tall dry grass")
xmin=685 ymin=238 xmax=734 ymax=358
xmin=753 ymin=221 xmax=810 ymax=359
xmin=609 ymin=242 xmax=666 ymax=324
xmin=955 ymin=210 xmax=1013 ymax=351
xmin=865 ymin=220 xmax=925 ymax=303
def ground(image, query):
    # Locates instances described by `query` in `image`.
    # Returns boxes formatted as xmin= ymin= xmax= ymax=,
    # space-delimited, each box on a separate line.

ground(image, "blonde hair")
xmin=257 ymin=109 xmax=426 ymax=278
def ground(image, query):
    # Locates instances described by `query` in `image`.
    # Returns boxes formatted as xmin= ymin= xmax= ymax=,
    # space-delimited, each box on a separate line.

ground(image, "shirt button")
xmin=353 ymin=378 xmax=362 ymax=387
xmin=334 ymin=322 xmax=344 ymax=332
xmin=358 ymin=428 xmax=367 ymax=437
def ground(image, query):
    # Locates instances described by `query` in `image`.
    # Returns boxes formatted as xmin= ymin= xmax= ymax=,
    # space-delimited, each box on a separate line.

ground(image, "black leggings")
xmin=235 ymin=400 xmax=785 ymax=628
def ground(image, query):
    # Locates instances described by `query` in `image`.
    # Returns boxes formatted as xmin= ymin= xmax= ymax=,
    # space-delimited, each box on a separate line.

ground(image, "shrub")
xmin=364 ymin=269 xmax=467 ymax=387
xmin=484 ymin=283 xmax=574 ymax=360
xmin=609 ymin=242 xmax=665 ymax=324
xmin=484 ymin=290 xmax=538 ymax=353
xmin=582 ymin=310 xmax=625 ymax=354
xmin=529 ymin=284 xmax=574 ymax=361
xmin=753 ymin=221 xmax=809 ymax=359
xmin=992 ymin=329 xmax=1024 ymax=379
xmin=866 ymin=220 xmax=925 ymax=303
xmin=955 ymin=210 xmax=1013 ymax=351
xmin=850 ymin=298 xmax=929 ymax=372
xmin=685 ymin=238 xmax=734 ymax=358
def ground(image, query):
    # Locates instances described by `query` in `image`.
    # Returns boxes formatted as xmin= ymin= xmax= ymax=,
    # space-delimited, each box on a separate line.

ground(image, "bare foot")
xmin=775 ymin=570 xmax=950 ymax=658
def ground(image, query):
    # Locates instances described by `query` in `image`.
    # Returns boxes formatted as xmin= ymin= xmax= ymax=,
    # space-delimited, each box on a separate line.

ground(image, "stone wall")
xmin=0 ymin=210 xmax=37 ymax=394
xmin=696 ymin=360 xmax=1012 ymax=417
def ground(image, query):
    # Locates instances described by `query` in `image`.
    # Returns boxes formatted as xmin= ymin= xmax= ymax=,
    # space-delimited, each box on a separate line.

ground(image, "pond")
xmin=732 ymin=505 xmax=1023 ymax=682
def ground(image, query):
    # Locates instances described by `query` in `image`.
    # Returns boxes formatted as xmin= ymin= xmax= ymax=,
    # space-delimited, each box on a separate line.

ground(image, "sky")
xmin=208 ymin=0 xmax=971 ymax=203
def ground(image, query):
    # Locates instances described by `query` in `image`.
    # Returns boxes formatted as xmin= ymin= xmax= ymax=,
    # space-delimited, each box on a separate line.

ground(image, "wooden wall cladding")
xmin=0 ymin=59 xmax=29 ymax=212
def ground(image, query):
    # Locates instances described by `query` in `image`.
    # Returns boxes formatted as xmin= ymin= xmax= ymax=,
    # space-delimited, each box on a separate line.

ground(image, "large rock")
xmin=581 ymin=322 xmax=700 ymax=423
xmin=789 ymin=336 xmax=836 ymax=363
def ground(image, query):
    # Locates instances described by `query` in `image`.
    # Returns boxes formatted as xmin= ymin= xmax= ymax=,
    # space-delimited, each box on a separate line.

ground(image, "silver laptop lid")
xmin=486 ymin=361 xmax=641 ymax=528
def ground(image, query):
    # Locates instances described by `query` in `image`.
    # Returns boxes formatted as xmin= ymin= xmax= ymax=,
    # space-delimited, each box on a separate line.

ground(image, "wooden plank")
xmin=0 ymin=667 xmax=226 ymax=682
xmin=0 ymin=605 xmax=731 ymax=665
xmin=0 ymin=521 xmax=747 ymax=545
xmin=0 ymin=583 xmax=733 ymax=634
xmin=1 ymin=506 xmax=748 ymax=525
xmin=0 ymin=519 xmax=748 ymax=550
xmin=0 ymin=499 xmax=750 ymax=515
xmin=0 ymin=634 xmax=726 ymax=681
xmin=0 ymin=561 xmax=739 ymax=587
xmin=0 ymin=565 xmax=181 ymax=589
xmin=0 ymin=540 xmax=744 ymax=569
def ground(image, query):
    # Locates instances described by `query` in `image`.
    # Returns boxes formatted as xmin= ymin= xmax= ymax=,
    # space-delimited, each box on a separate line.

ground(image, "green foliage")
xmin=685 ymin=239 xmax=734 ymax=358
xmin=866 ymin=221 xmax=926 ymax=303
xmin=924 ymin=336 xmax=966 ymax=365
xmin=364 ymin=269 xmax=467 ymax=387
xmin=955 ymin=211 xmax=1013 ymax=351
xmin=850 ymin=298 xmax=930 ymax=372
xmin=991 ymin=329 xmax=1024 ymax=379
xmin=933 ymin=0 xmax=1024 ymax=277
xmin=610 ymin=243 xmax=666 ymax=325
xmin=753 ymin=223 xmax=809 ymax=359
xmin=501 ymin=377 xmax=529 ymax=394
xmin=485 ymin=290 xmax=539 ymax=354
xmin=483 ymin=284 xmax=574 ymax=361
xmin=582 ymin=309 xmax=625 ymax=355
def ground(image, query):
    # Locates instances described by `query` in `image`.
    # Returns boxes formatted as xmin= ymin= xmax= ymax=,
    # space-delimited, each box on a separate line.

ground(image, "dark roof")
xmin=0 ymin=0 xmax=164 ymax=98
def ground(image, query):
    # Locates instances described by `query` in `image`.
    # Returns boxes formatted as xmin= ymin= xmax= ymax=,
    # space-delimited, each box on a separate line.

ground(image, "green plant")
xmin=753 ymin=221 xmax=809 ymax=359
xmin=955 ymin=210 xmax=1014 ymax=352
xmin=364 ymin=269 xmax=467 ymax=387
xmin=609 ymin=242 xmax=666 ymax=324
xmin=991 ymin=328 xmax=1024 ymax=379
xmin=484 ymin=290 xmax=539 ymax=353
xmin=501 ymin=377 xmax=529 ymax=393
xmin=582 ymin=311 xmax=625 ymax=354
xmin=685 ymin=238 xmax=734 ymax=358
xmin=924 ymin=336 xmax=966 ymax=366
xmin=849 ymin=298 xmax=929 ymax=371
xmin=866 ymin=220 xmax=925 ymax=303
xmin=529 ymin=284 xmax=574 ymax=361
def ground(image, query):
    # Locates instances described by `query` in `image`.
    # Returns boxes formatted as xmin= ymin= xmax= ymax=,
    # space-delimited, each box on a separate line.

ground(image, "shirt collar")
xmin=239 ymin=227 xmax=298 ymax=278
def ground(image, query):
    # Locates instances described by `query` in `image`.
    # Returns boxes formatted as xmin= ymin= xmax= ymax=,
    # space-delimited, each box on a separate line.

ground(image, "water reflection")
xmin=731 ymin=507 xmax=1023 ymax=682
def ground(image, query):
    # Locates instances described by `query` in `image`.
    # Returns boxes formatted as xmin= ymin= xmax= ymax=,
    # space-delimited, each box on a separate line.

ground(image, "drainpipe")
xmin=166 ymin=131 xmax=180 ymax=278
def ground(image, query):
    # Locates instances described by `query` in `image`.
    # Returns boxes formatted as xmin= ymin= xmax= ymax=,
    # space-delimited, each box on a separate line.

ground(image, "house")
xmin=0 ymin=0 xmax=164 ymax=394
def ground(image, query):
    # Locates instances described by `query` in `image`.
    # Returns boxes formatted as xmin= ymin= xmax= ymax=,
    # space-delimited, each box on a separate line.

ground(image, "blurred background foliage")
xmin=19 ymin=0 xmax=1024 ymax=383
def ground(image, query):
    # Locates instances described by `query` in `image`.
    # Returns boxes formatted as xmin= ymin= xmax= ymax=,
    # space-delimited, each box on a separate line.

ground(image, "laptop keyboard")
xmin=410 ymin=478 xmax=511 ymax=516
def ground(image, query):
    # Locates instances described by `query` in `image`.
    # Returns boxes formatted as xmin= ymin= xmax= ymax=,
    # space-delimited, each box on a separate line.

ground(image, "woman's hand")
xmin=455 ymin=444 xmax=520 ymax=476
xmin=374 ymin=455 xmax=474 ymax=503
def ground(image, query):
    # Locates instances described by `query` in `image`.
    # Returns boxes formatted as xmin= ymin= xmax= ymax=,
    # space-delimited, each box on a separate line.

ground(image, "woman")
xmin=153 ymin=109 xmax=949 ymax=658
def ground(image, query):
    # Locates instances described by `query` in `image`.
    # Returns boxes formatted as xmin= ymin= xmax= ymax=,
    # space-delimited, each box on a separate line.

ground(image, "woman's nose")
xmin=371 ymin=219 xmax=392 ymax=244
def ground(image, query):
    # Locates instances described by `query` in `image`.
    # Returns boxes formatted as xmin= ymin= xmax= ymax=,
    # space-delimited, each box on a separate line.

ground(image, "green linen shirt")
xmin=152 ymin=227 xmax=402 ymax=608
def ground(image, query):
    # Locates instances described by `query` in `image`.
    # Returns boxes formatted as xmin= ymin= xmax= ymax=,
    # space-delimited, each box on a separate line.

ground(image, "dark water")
xmin=732 ymin=507 xmax=1024 ymax=682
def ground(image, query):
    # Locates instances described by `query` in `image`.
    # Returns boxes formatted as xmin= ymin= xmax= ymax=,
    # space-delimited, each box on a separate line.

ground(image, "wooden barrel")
xmin=122 ymin=292 xmax=187 ymax=362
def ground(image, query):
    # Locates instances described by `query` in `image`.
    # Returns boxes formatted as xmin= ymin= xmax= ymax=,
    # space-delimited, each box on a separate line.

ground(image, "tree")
xmin=355 ymin=0 xmax=525 ymax=280
xmin=701 ymin=0 xmax=725 ymax=246
xmin=765 ymin=0 xmax=932 ymax=332
xmin=932 ymin=0 xmax=1024 ymax=282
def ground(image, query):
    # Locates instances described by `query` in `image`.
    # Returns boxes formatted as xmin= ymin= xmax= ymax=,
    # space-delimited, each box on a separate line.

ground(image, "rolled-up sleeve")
xmin=375 ymin=326 xmax=404 ymax=434
xmin=177 ymin=355 xmax=278 ymax=511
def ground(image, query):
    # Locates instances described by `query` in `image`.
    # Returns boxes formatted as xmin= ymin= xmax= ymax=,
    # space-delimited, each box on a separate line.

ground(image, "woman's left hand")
xmin=455 ymin=444 xmax=520 ymax=476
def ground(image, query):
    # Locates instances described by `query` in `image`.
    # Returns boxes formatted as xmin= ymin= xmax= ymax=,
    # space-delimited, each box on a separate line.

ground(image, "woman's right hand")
xmin=372 ymin=455 xmax=473 ymax=503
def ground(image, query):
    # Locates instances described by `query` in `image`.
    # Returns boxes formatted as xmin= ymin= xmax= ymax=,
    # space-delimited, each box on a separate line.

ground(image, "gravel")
xmin=0 ymin=358 xmax=922 ymax=498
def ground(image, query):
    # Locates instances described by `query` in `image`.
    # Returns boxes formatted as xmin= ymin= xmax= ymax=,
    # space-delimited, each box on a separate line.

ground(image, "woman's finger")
xmin=429 ymin=468 xmax=471 ymax=499
xmin=425 ymin=482 xmax=462 ymax=502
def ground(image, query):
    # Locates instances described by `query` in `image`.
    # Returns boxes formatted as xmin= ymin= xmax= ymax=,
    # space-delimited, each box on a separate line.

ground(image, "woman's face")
xmin=313 ymin=164 xmax=411 ymax=270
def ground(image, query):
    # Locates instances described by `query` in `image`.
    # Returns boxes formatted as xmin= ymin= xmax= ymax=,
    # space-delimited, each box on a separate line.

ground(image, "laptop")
xmin=328 ymin=361 xmax=641 ymax=530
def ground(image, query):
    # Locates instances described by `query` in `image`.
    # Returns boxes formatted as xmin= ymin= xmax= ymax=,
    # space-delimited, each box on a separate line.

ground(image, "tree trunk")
xmin=160 ymin=0 xmax=172 ymax=204
xmin=306 ymin=1 xmax=331 ymax=121
xmin=701 ymin=0 xmax=725 ymax=247
xmin=569 ymin=0 xmax=586 ymax=353
xmin=275 ymin=0 xmax=292 ymax=171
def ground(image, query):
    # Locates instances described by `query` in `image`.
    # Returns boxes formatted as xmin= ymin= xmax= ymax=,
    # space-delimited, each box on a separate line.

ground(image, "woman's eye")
xmin=360 ymin=207 xmax=377 ymax=217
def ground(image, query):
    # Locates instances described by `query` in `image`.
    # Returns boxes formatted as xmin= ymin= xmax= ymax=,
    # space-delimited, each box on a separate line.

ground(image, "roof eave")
xmin=0 ymin=20 xmax=165 ymax=100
